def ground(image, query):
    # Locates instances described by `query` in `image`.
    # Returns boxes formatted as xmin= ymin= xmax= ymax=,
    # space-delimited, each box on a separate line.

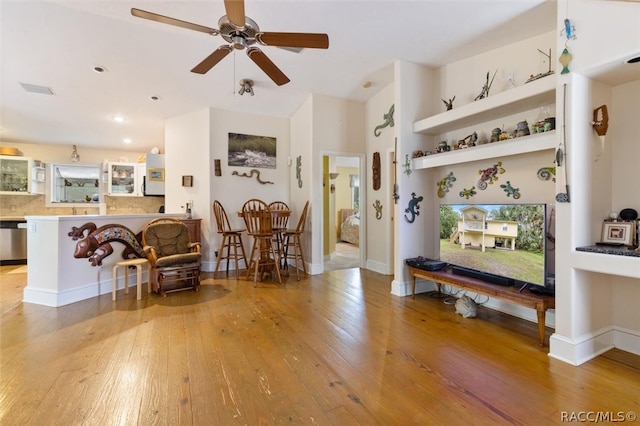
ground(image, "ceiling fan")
xmin=131 ymin=0 xmax=329 ymax=86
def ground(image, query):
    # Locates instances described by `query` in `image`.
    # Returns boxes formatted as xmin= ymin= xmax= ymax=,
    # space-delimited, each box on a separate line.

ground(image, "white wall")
xmin=392 ymin=60 xmax=435 ymax=296
xmin=165 ymin=107 xmax=290 ymax=270
xmin=549 ymin=0 xmax=640 ymax=365
xmin=309 ymin=94 xmax=366 ymax=274
xmin=290 ymin=97 xmax=314 ymax=273
xmin=365 ymin=83 xmax=395 ymax=274
xmin=165 ymin=108 xmax=213 ymax=264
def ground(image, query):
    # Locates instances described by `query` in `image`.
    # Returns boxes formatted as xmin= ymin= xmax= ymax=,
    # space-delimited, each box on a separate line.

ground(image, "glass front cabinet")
xmin=107 ymin=162 xmax=145 ymax=196
xmin=0 ymin=155 xmax=33 ymax=194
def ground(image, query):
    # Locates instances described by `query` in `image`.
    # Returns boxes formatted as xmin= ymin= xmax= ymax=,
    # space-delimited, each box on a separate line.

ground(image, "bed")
xmin=339 ymin=209 xmax=360 ymax=246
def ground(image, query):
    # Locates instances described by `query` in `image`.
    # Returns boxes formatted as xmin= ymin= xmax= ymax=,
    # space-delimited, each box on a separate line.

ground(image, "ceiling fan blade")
xmin=257 ymin=32 xmax=329 ymax=49
xmin=224 ymin=0 xmax=246 ymax=28
xmin=246 ymin=47 xmax=290 ymax=86
xmin=191 ymin=46 xmax=233 ymax=74
xmin=131 ymin=8 xmax=219 ymax=35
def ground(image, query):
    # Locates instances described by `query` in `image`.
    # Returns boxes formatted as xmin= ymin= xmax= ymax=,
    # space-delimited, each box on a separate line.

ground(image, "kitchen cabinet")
xmin=0 ymin=155 xmax=33 ymax=194
xmin=31 ymin=160 xmax=46 ymax=194
xmin=107 ymin=162 xmax=146 ymax=196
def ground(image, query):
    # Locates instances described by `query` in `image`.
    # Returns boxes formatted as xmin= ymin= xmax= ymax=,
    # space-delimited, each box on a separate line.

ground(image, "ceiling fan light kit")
xmin=131 ymin=0 xmax=329 ymax=86
xmin=238 ymin=79 xmax=254 ymax=96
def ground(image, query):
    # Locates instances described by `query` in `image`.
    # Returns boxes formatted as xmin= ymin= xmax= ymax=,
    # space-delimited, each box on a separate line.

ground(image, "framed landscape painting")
xmin=228 ymin=132 xmax=276 ymax=169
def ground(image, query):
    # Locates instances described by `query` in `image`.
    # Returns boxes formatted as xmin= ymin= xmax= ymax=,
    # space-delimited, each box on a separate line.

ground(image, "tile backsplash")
xmin=0 ymin=194 xmax=164 ymax=217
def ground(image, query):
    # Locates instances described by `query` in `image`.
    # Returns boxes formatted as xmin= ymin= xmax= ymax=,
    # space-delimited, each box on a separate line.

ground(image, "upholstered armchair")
xmin=142 ymin=218 xmax=201 ymax=297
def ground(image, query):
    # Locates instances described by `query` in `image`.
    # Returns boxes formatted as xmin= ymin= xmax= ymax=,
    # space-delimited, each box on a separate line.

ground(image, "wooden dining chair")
xmin=268 ymin=201 xmax=289 ymax=266
xmin=242 ymin=199 xmax=282 ymax=286
xmin=282 ymin=201 xmax=309 ymax=280
xmin=212 ymin=200 xmax=248 ymax=279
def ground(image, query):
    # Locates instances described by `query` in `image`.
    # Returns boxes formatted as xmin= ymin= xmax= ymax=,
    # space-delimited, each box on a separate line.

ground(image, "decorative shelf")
xmin=571 ymin=250 xmax=640 ymax=279
xmin=413 ymin=76 xmax=556 ymax=135
xmin=412 ymin=130 xmax=556 ymax=170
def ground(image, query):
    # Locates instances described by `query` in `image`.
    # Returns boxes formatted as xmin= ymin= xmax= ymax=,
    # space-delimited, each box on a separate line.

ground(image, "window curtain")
xmin=349 ymin=174 xmax=359 ymax=188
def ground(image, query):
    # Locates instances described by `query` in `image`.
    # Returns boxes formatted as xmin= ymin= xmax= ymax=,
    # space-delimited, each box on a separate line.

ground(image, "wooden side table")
xmin=112 ymin=258 xmax=150 ymax=301
xmin=181 ymin=218 xmax=202 ymax=243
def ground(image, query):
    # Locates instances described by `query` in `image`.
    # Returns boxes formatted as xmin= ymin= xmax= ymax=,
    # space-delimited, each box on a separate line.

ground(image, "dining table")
xmin=238 ymin=207 xmax=291 ymax=277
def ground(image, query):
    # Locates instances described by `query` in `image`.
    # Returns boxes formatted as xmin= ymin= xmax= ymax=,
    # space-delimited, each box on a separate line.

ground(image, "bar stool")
xmin=282 ymin=201 xmax=309 ymax=280
xmin=112 ymin=258 xmax=150 ymax=301
xmin=268 ymin=201 xmax=289 ymax=267
xmin=213 ymin=200 xmax=248 ymax=279
xmin=242 ymin=199 xmax=282 ymax=286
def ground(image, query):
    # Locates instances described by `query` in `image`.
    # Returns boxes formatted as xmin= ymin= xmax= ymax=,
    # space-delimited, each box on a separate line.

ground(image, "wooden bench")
xmin=408 ymin=266 xmax=555 ymax=346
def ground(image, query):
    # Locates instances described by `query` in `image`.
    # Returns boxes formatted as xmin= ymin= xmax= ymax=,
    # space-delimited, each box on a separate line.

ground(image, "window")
xmin=349 ymin=174 xmax=359 ymax=210
xmin=50 ymin=164 xmax=101 ymax=203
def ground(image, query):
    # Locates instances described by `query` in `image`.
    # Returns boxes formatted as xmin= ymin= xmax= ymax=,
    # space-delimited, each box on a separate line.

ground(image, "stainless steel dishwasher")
xmin=0 ymin=219 xmax=27 ymax=265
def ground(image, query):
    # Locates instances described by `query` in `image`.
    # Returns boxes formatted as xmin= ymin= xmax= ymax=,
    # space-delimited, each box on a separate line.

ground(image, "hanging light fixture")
xmin=70 ymin=145 xmax=80 ymax=163
xmin=238 ymin=79 xmax=254 ymax=96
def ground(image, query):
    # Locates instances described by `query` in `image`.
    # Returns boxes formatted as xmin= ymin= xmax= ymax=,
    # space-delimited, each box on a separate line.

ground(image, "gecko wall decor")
xmin=296 ymin=155 xmax=303 ymax=188
xmin=373 ymin=199 xmax=383 ymax=220
xmin=68 ymin=223 xmax=145 ymax=266
xmin=374 ymin=104 xmax=395 ymax=137
xmin=404 ymin=192 xmax=423 ymax=223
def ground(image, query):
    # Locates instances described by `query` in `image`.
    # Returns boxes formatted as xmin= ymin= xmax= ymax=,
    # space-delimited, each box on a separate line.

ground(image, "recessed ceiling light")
xmin=627 ymin=55 xmax=640 ymax=64
xmin=362 ymin=81 xmax=372 ymax=88
xmin=93 ymin=65 xmax=108 ymax=73
xmin=123 ymin=138 xmax=132 ymax=144
xmin=150 ymin=95 xmax=160 ymax=101
xmin=112 ymin=115 xmax=126 ymax=123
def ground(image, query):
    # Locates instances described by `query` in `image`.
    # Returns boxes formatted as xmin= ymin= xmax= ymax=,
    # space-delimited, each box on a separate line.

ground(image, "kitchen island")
xmin=23 ymin=213 xmax=185 ymax=307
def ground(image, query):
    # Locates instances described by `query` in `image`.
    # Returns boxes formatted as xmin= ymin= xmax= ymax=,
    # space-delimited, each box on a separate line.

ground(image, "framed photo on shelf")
xmin=148 ymin=168 xmax=165 ymax=182
xmin=600 ymin=221 xmax=634 ymax=246
xmin=182 ymin=175 xmax=193 ymax=187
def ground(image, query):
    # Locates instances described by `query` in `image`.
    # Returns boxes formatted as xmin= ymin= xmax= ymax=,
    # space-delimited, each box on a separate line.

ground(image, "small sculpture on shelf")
xmin=442 ymin=96 xmax=455 ymax=111
xmin=515 ymin=120 xmax=530 ymax=138
xmin=525 ymin=48 xmax=555 ymax=83
xmin=474 ymin=70 xmax=497 ymax=101
xmin=456 ymin=132 xmax=478 ymax=149
xmin=436 ymin=141 xmax=450 ymax=153
xmin=490 ymin=127 xmax=502 ymax=143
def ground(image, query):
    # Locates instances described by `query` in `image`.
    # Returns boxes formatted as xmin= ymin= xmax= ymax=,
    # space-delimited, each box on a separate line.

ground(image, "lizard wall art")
xmin=68 ymin=222 xmax=146 ymax=266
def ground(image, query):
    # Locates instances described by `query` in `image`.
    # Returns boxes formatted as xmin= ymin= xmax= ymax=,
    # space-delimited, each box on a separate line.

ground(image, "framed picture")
xmin=228 ymin=132 xmax=277 ymax=169
xmin=148 ymin=168 xmax=165 ymax=182
xmin=182 ymin=175 xmax=193 ymax=187
xmin=600 ymin=221 xmax=634 ymax=246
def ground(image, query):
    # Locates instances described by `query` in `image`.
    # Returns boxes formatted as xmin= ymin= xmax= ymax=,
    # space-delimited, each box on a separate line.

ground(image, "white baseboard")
xmin=366 ymin=259 xmax=390 ymax=275
xmin=23 ymin=269 xmax=150 ymax=308
xmin=549 ymin=327 xmax=615 ymax=365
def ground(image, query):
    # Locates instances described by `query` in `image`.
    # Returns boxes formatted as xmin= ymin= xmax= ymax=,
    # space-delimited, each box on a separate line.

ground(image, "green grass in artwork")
xmin=228 ymin=133 xmax=276 ymax=156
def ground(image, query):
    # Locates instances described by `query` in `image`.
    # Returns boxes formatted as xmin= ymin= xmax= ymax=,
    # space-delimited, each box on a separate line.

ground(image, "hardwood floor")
xmin=1 ymin=264 xmax=639 ymax=425
xmin=324 ymin=242 xmax=360 ymax=272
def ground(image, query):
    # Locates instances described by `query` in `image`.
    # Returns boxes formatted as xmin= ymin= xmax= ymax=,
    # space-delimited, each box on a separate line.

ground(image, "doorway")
xmin=322 ymin=155 xmax=362 ymax=272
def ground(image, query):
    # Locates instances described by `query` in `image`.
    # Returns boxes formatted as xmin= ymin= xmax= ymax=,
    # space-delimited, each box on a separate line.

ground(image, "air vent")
xmin=278 ymin=46 xmax=304 ymax=54
xmin=19 ymin=83 xmax=54 ymax=95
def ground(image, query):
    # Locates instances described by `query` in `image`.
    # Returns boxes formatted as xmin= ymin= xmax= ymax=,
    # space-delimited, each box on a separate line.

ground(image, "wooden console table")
xmin=408 ymin=266 xmax=555 ymax=346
